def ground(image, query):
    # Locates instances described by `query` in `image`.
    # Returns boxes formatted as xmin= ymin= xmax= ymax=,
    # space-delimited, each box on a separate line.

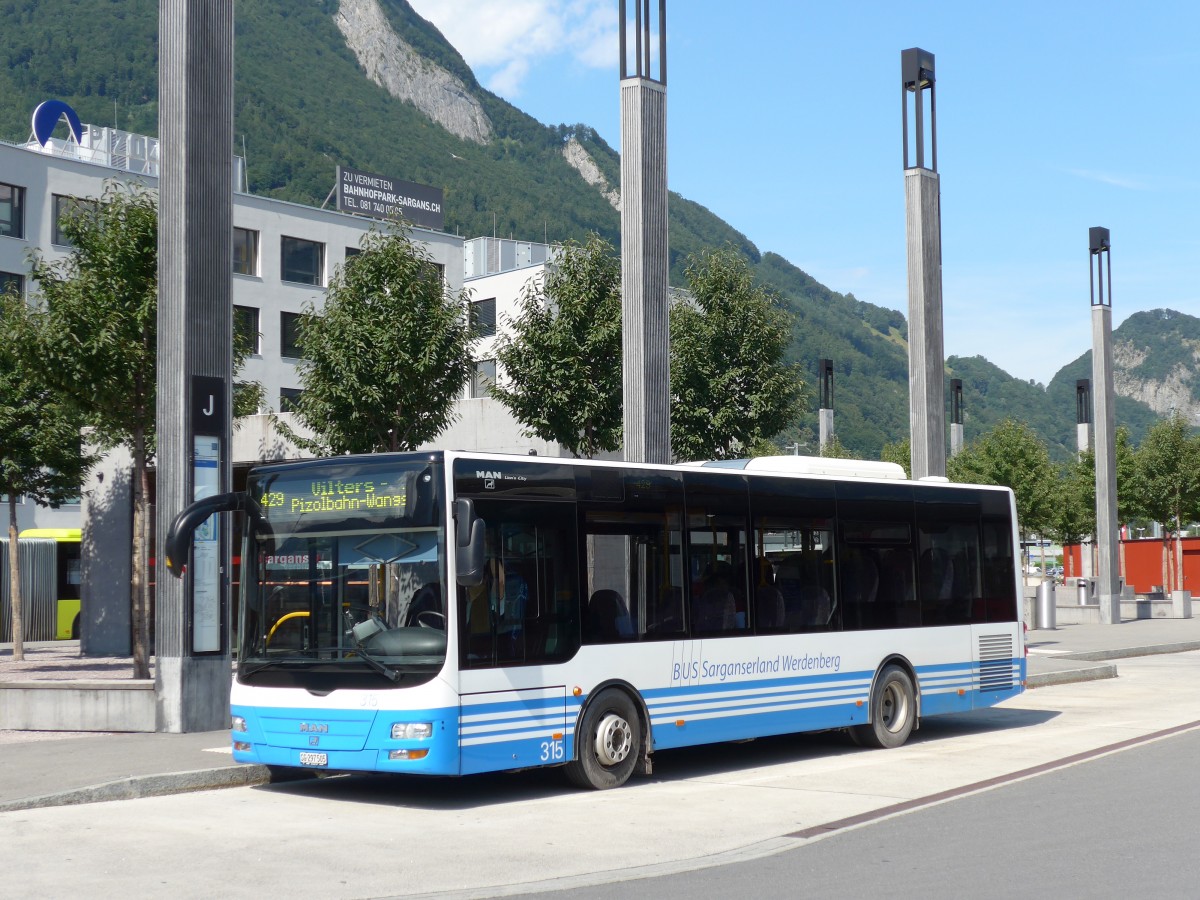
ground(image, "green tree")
xmin=880 ymin=437 xmax=912 ymax=478
xmin=29 ymin=183 xmax=259 ymax=677
xmin=1128 ymin=413 xmax=1200 ymax=592
xmin=285 ymin=227 xmax=474 ymax=454
xmin=948 ymin=419 xmax=1058 ymax=555
xmin=671 ymin=247 xmax=805 ymax=461
xmin=490 ymin=234 xmax=623 ymax=458
xmin=0 ymin=293 xmax=96 ymax=661
xmin=1047 ymin=453 xmax=1096 ymax=553
xmin=30 ymin=183 xmax=159 ymax=678
xmin=819 ymin=436 xmax=859 ymax=459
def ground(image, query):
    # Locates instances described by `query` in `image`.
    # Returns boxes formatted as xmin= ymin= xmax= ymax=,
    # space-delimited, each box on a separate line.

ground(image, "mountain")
xmin=0 ymin=0 xmax=1188 ymax=459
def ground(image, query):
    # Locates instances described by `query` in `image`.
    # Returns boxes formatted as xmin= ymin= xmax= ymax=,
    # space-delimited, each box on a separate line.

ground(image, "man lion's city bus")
xmin=166 ymin=451 xmax=1025 ymax=789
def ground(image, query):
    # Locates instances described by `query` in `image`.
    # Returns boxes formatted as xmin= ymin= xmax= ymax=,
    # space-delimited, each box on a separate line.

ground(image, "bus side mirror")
xmin=454 ymin=498 xmax=486 ymax=587
xmin=165 ymin=491 xmax=248 ymax=578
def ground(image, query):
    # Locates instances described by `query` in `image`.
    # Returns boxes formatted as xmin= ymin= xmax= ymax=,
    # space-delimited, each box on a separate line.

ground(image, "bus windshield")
xmin=238 ymin=458 xmax=447 ymax=685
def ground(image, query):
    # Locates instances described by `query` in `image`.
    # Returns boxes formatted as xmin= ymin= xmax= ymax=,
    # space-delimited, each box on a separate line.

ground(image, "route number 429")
xmin=540 ymin=739 xmax=564 ymax=762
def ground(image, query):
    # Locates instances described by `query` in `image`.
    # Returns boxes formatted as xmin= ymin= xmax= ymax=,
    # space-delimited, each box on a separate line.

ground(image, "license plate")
xmin=299 ymin=751 xmax=328 ymax=767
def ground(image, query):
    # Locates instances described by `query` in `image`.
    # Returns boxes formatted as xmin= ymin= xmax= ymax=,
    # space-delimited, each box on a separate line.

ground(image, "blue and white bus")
xmin=166 ymin=451 xmax=1025 ymax=789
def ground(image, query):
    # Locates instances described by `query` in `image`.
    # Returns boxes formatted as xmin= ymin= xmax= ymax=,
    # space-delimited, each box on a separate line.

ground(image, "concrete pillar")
xmin=818 ymin=410 xmax=834 ymax=452
xmin=80 ymin=445 xmax=133 ymax=656
xmin=902 ymin=49 xmax=946 ymax=480
xmin=1089 ymin=228 xmax=1120 ymax=624
xmin=620 ymin=1 xmax=671 ymax=465
xmin=949 ymin=377 xmax=964 ymax=458
xmin=1075 ymin=379 xmax=1093 ymax=583
xmin=155 ymin=0 xmax=235 ymax=730
xmin=818 ymin=358 xmax=834 ymax=452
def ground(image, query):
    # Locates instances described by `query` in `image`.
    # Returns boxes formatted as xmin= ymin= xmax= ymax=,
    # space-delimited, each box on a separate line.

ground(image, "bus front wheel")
xmin=565 ymin=689 xmax=642 ymax=790
xmin=851 ymin=664 xmax=915 ymax=749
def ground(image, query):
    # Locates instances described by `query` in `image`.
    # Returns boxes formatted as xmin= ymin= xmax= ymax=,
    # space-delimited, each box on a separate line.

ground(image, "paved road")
xmin=526 ymin=724 xmax=1200 ymax=900
xmin=4 ymin=650 xmax=1200 ymax=899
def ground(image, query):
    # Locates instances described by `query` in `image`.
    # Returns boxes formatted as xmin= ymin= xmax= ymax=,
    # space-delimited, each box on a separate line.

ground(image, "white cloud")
xmin=407 ymin=0 xmax=618 ymax=97
xmin=1063 ymin=168 xmax=1149 ymax=191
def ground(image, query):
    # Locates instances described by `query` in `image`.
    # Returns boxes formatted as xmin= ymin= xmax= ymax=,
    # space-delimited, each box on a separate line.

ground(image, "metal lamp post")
xmin=902 ymin=48 xmax=947 ymax=479
xmin=619 ymin=0 xmax=670 ymax=464
xmin=1089 ymin=227 xmax=1120 ymax=624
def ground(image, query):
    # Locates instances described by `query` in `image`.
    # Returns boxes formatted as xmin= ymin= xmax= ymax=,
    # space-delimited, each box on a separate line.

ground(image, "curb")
xmin=1026 ymin=663 xmax=1118 ymax=688
xmin=0 ymin=764 xmax=270 ymax=813
xmin=1057 ymin=640 xmax=1200 ymax=662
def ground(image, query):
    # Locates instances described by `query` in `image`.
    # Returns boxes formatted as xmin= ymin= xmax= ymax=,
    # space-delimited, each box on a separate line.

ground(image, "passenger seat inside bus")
xmin=586 ymin=589 xmax=633 ymax=642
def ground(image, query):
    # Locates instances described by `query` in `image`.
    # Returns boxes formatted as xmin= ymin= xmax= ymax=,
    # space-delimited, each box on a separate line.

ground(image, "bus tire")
xmin=565 ymin=688 xmax=642 ymax=790
xmin=851 ymin=664 xmax=915 ymax=749
xmin=71 ymin=615 xmax=80 ymax=640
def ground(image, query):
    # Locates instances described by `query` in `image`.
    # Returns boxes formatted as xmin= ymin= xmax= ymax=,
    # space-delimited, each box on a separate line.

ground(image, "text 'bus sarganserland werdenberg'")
xmin=166 ymin=450 xmax=1025 ymax=789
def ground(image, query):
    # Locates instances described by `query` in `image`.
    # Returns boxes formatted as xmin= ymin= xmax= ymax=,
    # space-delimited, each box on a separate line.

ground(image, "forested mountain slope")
xmin=1 ymin=0 xmax=1183 ymax=458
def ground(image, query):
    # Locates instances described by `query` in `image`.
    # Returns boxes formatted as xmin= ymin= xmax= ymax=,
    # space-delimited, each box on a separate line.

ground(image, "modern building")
xmin=1 ymin=113 xmax=559 ymax=536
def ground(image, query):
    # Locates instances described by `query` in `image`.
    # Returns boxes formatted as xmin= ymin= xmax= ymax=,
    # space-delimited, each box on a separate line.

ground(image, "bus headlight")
xmin=231 ymin=716 xmax=247 ymax=733
xmin=391 ymin=722 xmax=433 ymax=740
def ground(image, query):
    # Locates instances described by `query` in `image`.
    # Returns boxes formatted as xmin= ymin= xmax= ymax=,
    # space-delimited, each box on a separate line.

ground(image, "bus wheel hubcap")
xmin=595 ymin=713 xmax=632 ymax=766
xmin=882 ymin=683 xmax=907 ymax=732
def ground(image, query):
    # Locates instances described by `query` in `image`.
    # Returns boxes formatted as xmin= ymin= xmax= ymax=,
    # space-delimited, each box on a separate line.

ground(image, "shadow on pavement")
xmin=253 ymin=707 xmax=1061 ymax=812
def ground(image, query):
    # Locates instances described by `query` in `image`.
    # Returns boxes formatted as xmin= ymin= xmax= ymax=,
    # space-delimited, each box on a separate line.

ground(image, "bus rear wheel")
xmin=851 ymin=664 xmax=915 ymax=749
xmin=565 ymin=689 xmax=642 ymax=790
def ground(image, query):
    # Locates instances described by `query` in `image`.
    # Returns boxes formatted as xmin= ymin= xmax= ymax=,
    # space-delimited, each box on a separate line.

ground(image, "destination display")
xmin=256 ymin=473 xmax=411 ymax=519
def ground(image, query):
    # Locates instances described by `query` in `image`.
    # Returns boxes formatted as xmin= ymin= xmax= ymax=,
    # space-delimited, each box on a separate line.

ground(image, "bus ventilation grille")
xmin=978 ymin=634 xmax=1015 ymax=692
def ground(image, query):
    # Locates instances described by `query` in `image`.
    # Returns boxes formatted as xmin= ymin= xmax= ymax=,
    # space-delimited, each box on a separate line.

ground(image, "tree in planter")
xmin=30 ymin=183 xmax=260 ymax=678
xmin=947 ymin=419 xmax=1058 ymax=568
xmin=490 ymin=234 xmax=622 ymax=459
xmin=1047 ymin=452 xmax=1096 ymax=578
xmin=1128 ymin=413 xmax=1200 ymax=593
xmin=671 ymin=247 xmax=804 ymax=461
xmin=30 ymin=184 xmax=159 ymax=678
xmin=284 ymin=227 xmax=475 ymax=454
xmin=0 ymin=292 xmax=96 ymax=661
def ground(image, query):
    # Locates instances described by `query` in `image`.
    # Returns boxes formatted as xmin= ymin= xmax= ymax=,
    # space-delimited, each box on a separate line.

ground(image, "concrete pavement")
xmin=3 ymin=615 xmax=1200 ymax=814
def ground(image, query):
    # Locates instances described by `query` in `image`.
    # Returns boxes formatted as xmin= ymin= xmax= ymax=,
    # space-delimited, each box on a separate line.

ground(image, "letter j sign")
xmin=191 ymin=376 xmax=226 ymax=432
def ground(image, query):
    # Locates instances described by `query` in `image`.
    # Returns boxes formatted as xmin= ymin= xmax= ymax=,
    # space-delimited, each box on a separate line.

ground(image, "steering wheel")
xmin=415 ymin=610 xmax=446 ymax=630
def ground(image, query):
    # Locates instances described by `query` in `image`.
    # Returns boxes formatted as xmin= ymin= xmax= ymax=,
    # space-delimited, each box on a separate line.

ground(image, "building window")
xmin=281 ymin=235 xmax=324 ymax=285
xmin=472 ymin=359 xmax=497 ymax=398
xmin=281 ymin=311 xmax=303 ymax=359
xmin=280 ymin=387 xmax=304 ymax=413
xmin=345 ymin=246 xmax=360 ymax=260
xmin=1 ymin=271 xmax=24 ymax=298
xmin=53 ymin=195 xmax=97 ymax=247
xmin=0 ymin=182 xmax=24 ymax=239
xmin=472 ymin=297 xmax=497 ymax=338
xmin=233 ymin=227 xmax=259 ymax=276
xmin=234 ymin=305 xmax=260 ymax=355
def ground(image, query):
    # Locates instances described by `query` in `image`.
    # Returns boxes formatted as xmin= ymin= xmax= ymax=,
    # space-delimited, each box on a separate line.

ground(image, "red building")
xmin=1064 ymin=537 xmax=1200 ymax=594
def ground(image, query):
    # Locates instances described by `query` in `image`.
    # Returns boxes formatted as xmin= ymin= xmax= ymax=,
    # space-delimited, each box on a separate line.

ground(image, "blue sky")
xmin=408 ymin=1 xmax=1200 ymax=385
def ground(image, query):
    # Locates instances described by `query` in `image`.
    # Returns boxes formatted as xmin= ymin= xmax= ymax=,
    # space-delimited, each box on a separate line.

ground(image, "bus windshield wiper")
xmin=347 ymin=623 xmax=403 ymax=683
xmin=239 ymin=656 xmax=308 ymax=677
